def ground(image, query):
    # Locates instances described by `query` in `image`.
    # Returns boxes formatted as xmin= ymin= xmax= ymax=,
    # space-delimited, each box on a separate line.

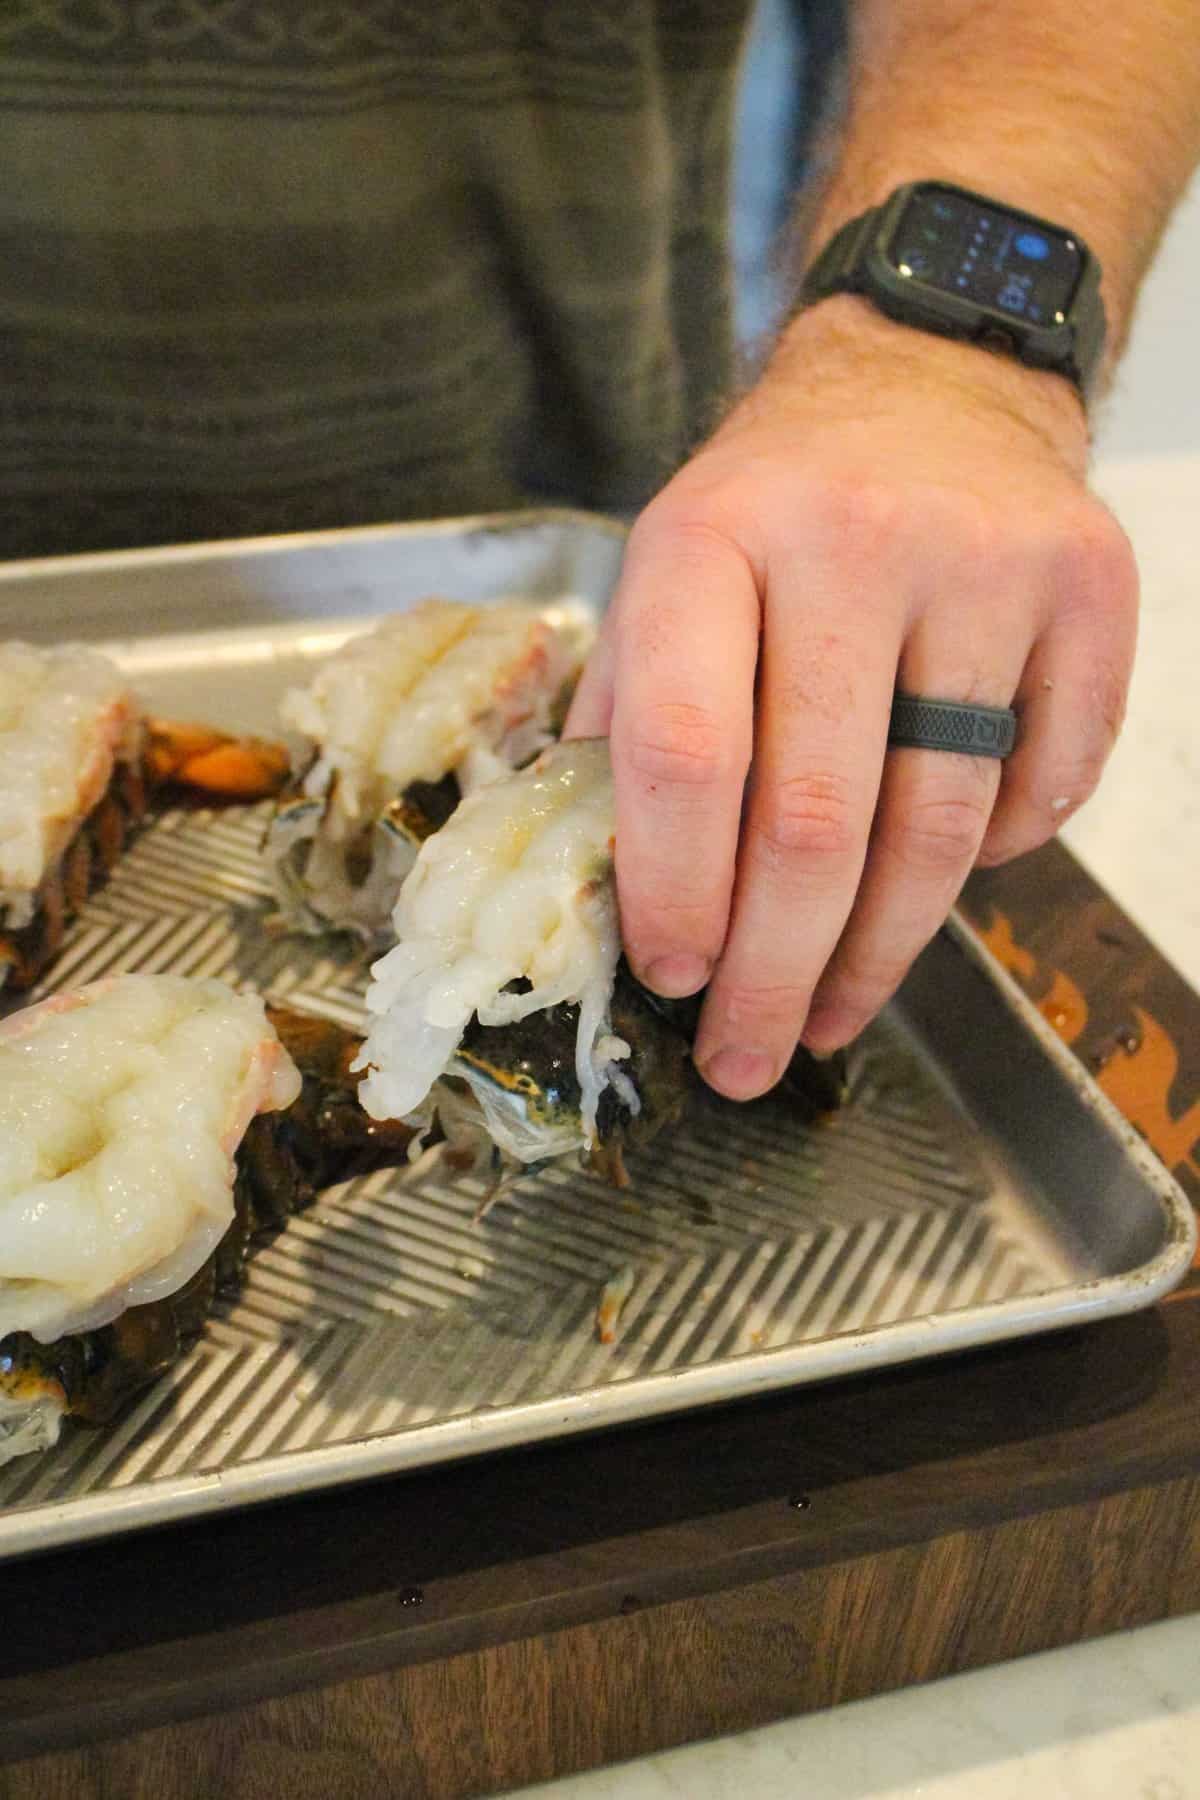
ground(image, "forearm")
xmin=794 ymin=0 xmax=1200 ymax=371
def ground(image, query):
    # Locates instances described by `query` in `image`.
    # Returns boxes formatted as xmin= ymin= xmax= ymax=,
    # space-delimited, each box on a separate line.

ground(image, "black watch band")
xmin=804 ymin=209 xmax=878 ymax=291
xmin=800 ymin=182 xmax=1106 ymax=400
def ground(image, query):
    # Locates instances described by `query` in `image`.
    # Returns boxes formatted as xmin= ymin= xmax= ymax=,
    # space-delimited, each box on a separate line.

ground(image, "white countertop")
xmin=1066 ymin=457 xmax=1200 ymax=988
xmin=516 ymin=1611 xmax=1200 ymax=1799
xmin=512 ymin=451 xmax=1200 ymax=1800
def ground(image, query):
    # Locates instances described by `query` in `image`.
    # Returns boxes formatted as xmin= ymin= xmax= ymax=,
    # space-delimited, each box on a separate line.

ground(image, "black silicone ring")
xmin=888 ymin=694 xmax=1017 ymax=759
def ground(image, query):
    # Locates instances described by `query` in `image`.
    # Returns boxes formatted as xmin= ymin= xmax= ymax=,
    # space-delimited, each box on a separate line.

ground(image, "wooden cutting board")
xmin=2 ymin=838 xmax=1198 ymax=1800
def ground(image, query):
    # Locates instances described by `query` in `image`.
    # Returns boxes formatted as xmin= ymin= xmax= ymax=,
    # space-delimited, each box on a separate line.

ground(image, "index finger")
xmin=608 ymin=521 xmax=760 ymax=998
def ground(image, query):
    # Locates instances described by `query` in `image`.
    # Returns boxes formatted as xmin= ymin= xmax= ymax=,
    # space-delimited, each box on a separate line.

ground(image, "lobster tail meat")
xmin=0 ymin=979 xmax=412 ymax=1465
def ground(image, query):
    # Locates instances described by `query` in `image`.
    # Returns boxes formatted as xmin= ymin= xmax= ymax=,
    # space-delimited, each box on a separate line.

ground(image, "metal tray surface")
xmin=0 ymin=512 xmax=1192 ymax=1559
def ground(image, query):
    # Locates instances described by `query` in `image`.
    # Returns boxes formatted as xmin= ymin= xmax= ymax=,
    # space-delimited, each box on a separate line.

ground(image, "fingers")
xmin=979 ymin=633 xmax=1136 ymax=871
xmin=607 ymin=520 xmax=760 ymax=997
xmin=975 ymin=641 xmax=1128 ymax=869
xmin=980 ymin=506 xmax=1137 ymax=865
xmin=801 ymin=749 xmax=1000 ymax=1053
xmin=563 ymin=615 xmax=615 ymax=739
xmin=799 ymin=608 xmax=1026 ymax=1054
xmin=801 ymin=531 xmax=1135 ymax=1053
xmin=606 ymin=473 xmax=1136 ymax=1088
xmin=692 ymin=550 xmax=904 ymax=1098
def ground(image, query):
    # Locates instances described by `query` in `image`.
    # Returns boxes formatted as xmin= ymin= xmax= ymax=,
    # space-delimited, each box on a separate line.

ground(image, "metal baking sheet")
xmin=0 ymin=511 xmax=1192 ymax=1560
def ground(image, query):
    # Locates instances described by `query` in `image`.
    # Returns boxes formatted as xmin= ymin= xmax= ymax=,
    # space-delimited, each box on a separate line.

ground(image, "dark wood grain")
xmin=1 ymin=839 xmax=1198 ymax=1795
xmin=6 ymin=1472 xmax=1200 ymax=1800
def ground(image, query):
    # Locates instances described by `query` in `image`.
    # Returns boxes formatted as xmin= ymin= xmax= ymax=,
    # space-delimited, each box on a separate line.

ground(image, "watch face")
xmin=886 ymin=185 xmax=1082 ymax=325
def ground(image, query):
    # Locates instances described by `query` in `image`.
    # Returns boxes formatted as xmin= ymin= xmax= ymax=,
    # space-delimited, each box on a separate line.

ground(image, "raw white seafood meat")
xmin=272 ymin=598 xmax=590 ymax=937
xmin=353 ymin=738 xmax=632 ymax=1156
xmin=0 ymin=642 xmax=139 ymax=929
xmin=0 ymin=976 xmax=301 ymax=1348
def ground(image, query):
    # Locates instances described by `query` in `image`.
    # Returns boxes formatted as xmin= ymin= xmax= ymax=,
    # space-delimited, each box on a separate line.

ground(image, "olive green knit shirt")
xmin=0 ymin=2 xmax=752 ymax=558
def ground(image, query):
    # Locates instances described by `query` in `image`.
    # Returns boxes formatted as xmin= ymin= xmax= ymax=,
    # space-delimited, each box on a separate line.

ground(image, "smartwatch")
xmin=800 ymin=181 xmax=1106 ymax=399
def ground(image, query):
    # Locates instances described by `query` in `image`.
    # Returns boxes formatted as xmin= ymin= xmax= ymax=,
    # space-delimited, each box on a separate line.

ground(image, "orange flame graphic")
xmin=974 ymin=911 xmax=1200 ymax=1183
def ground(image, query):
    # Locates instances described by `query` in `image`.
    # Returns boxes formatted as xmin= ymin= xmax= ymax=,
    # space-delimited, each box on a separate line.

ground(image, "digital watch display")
xmin=801 ymin=181 xmax=1106 ymax=398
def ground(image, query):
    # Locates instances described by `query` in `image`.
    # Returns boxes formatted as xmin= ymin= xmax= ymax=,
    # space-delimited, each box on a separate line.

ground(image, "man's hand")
xmin=567 ymin=298 xmax=1137 ymax=1099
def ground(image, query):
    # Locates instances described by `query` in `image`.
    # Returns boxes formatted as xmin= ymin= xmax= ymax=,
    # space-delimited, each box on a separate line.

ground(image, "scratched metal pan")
xmin=0 ymin=511 xmax=1192 ymax=1560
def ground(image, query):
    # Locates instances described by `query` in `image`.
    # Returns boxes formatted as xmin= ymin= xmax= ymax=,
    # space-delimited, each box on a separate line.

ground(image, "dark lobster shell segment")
xmin=0 ymin=722 xmax=290 ymax=999
xmin=443 ymin=962 xmax=846 ymax=1190
xmin=0 ymin=761 xmax=148 ymax=994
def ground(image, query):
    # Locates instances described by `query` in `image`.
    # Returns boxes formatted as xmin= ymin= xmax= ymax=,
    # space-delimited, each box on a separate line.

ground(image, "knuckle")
xmin=821 ymin=948 xmax=911 ymax=1016
xmin=882 ymin=789 xmax=993 ymax=874
xmin=712 ymin=979 xmax=813 ymax=1035
xmin=805 ymin=471 xmax=906 ymax=559
xmin=753 ymin=771 xmax=859 ymax=867
xmin=621 ymin=882 xmax=726 ymax=944
xmin=921 ymin=487 xmax=1006 ymax=574
xmin=951 ymin=492 xmax=1006 ymax=566
xmin=633 ymin=885 xmax=719 ymax=928
xmin=628 ymin=503 xmax=739 ymax=575
xmin=1051 ymin=503 xmax=1139 ymax=620
xmin=1089 ymin=657 xmax=1131 ymax=746
xmin=621 ymin=700 xmax=731 ymax=791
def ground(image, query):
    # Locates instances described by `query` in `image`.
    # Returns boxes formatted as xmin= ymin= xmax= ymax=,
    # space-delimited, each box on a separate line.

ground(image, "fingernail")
xmin=642 ymin=953 xmax=711 ymax=998
xmin=701 ymin=1047 xmax=776 ymax=1100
